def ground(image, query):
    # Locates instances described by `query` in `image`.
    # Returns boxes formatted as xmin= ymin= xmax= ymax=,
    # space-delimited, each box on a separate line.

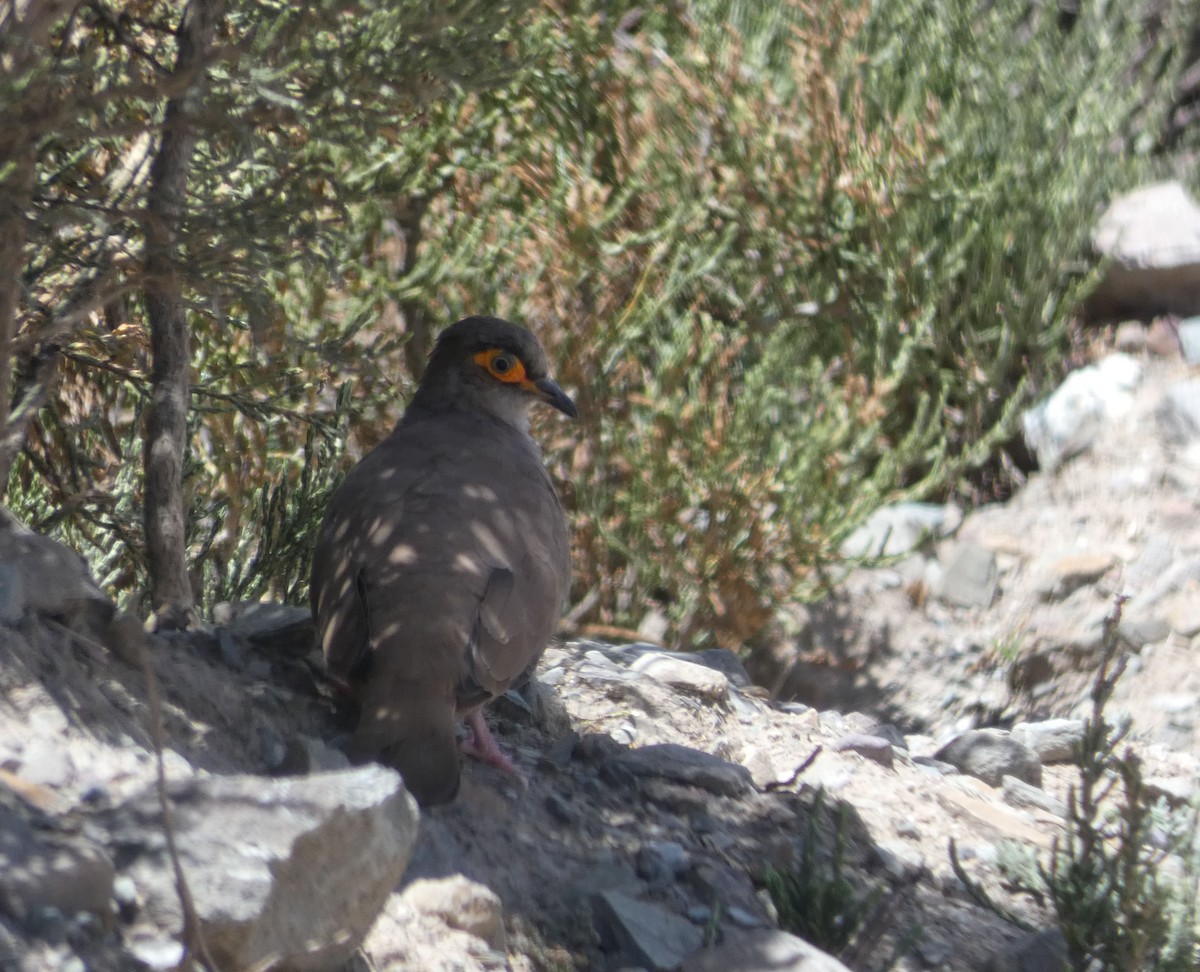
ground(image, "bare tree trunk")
xmin=142 ymin=0 xmax=224 ymax=627
xmin=397 ymin=194 xmax=434 ymax=379
xmin=0 ymin=0 xmax=76 ymax=499
xmin=0 ymin=151 xmax=34 ymax=498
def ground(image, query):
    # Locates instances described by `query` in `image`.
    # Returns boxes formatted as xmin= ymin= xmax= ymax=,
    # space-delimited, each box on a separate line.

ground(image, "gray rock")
xmin=213 ymin=601 xmax=314 ymax=655
xmin=690 ymin=649 xmax=755 ymax=687
xmin=545 ymin=791 xmax=577 ymax=824
xmin=726 ymin=906 xmax=762 ymax=928
xmin=100 ymin=765 xmax=418 ymax=972
xmin=831 ymin=733 xmax=895 ymax=768
xmin=1010 ymin=719 xmax=1085 ymax=764
xmin=984 ymin=927 xmax=1068 ymax=972
xmin=935 ymin=729 xmax=1042 ymax=787
xmin=867 ymin=723 xmax=909 ymax=749
xmin=276 ymin=733 xmax=353 ymax=775
xmin=1144 ymin=776 xmax=1197 ymax=808
xmin=682 ymin=929 xmax=854 ymax=972
xmin=874 ymin=841 xmax=926 ymax=882
xmin=841 ymin=503 xmax=961 ymax=558
xmin=1115 ymin=320 xmax=1149 ymax=352
xmin=1002 ymin=776 xmax=1066 ymax=817
xmin=1130 ymin=558 xmax=1200 ymax=617
xmin=1178 ymin=316 xmax=1200 ymax=364
xmin=1021 ymin=355 xmax=1141 ymax=470
xmin=592 ymin=890 xmax=704 ymax=971
xmin=1157 ymin=377 xmax=1200 ymax=446
xmin=917 ymin=939 xmax=954 ymax=966
xmin=0 ymin=529 xmax=113 ymax=630
xmin=0 ymin=805 xmax=114 ymax=924
xmin=573 ymin=859 xmax=646 ymax=901
xmin=1034 ymin=552 xmax=1116 ymax=602
xmin=689 ymin=862 xmax=764 ymax=919
xmin=1087 ymin=181 xmax=1200 ymax=319
xmin=630 ymin=653 xmax=729 ymax=701
xmin=1125 ymin=533 xmax=1177 ymax=593
xmin=1119 ymin=614 xmax=1172 ymax=647
xmin=636 ymin=841 xmax=691 ymax=883
xmin=616 ymin=744 xmax=754 ymax=796
xmin=935 ymin=543 xmax=999 ymax=608
xmin=0 ymin=565 xmax=25 ymax=624
xmin=598 ymin=643 xmax=754 ymax=688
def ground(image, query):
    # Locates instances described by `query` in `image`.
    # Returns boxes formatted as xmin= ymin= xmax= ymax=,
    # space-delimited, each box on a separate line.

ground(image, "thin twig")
xmin=560 ymin=584 xmax=601 ymax=627
xmin=765 ymin=745 xmax=823 ymax=792
xmin=949 ymin=838 xmax=1035 ymax=933
xmin=576 ymin=622 xmax=663 ymax=645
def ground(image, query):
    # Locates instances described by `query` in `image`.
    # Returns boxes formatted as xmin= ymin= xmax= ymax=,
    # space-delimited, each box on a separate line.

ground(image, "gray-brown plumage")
xmin=310 ymin=316 xmax=575 ymax=805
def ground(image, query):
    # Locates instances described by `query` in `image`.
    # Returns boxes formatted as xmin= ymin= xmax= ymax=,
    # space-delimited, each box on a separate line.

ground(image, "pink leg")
xmin=460 ymin=709 xmax=521 ymax=775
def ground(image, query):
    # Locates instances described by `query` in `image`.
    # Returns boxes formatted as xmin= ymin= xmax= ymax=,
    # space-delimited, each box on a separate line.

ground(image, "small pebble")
xmin=725 ymin=906 xmax=761 ymax=928
xmin=610 ymin=722 xmax=637 ymax=746
xmin=112 ymin=875 xmax=139 ymax=923
xmin=832 ymin=733 xmax=895 ymax=768
xmin=635 ymin=841 xmax=690 ymax=883
xmin=539 ymin=666 xmax=567 ymax=686
xmin=129 ymin=937 xmax=186 ymax=971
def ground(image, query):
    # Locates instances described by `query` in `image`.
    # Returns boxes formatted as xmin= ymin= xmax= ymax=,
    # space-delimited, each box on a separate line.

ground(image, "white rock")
xmin=1010 ymin=719 xmax=1085 ymax=764
xmin=593 ymin=890 xmax=705 ymax=971
xmin=630 ymin=653 xmax=730 ymax=701
xmin=400 ymin=876 xmax=506 ymax=950
xmin=841 ymin=502 xmax=961 ymax=558
xmin=100 ymin=766 xmax=419 ymax=972
xmin=1094 ymin=182 xmax=1200 ymax=267
xmin=1022 ymin=354 xmax=1141 ymax=471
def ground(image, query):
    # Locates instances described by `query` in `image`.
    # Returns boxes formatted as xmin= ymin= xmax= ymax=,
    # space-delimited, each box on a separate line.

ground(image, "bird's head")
xmin=411 ymin=316 xmax=577 ymax=430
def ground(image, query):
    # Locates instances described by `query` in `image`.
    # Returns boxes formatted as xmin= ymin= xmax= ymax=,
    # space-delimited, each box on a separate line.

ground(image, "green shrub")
xmin=1042 ymin=600 xmax=1200 ymax=971
xmin=764 ymin=789 xmax=887 ymax=955
xmin=10 ymin=0 xmax=1186 ymax=645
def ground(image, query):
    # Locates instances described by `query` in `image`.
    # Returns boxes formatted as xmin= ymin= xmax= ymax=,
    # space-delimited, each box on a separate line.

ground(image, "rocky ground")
xmin=2 ymin=318 xmax=1200 ymax=972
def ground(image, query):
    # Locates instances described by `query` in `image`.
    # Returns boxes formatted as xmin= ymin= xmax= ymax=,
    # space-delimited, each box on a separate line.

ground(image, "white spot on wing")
xmin=388 ymin=543 xmax=419 ymax=565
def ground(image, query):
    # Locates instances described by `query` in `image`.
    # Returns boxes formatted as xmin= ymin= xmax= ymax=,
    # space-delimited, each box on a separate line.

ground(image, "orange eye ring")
xmin=474 ymin=348 xmax=528 ymax=384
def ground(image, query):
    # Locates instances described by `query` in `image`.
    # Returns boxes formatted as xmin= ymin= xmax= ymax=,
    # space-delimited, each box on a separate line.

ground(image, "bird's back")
xmin=311 ymin=408 xmax=570 ymax=740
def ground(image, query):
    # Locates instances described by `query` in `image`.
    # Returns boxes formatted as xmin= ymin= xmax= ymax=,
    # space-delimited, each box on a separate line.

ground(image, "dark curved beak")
xmin=534 ymin=377 xmax=578 ymax=419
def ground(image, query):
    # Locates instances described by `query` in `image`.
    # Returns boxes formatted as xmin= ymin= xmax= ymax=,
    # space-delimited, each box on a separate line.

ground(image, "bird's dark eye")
xmin=473 ymin=347 xmax=527 ymax=383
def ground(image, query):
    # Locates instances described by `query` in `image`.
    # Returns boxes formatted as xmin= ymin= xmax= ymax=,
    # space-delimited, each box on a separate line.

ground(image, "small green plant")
xmin=1040 ymin=597 xmax=1200 ymax=972
xmin=764 ymin=788 xmax=884 ymax=954
xmin=992 ymin=631 xmax=1026 ymax=666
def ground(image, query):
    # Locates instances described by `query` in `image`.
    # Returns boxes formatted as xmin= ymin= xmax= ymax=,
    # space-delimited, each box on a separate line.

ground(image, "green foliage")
xmin=364 ymin=0 xmax=1176 ymax=645
xmin=7 ymin=0 xmax=529 ymax=608
xmin=7 ymin=0 xmax=1192 ymax=644
xmin=764 ymin=789 xmax=885 ymax=955
xmin=1040 ymin=599 xmax=1200 ymax=971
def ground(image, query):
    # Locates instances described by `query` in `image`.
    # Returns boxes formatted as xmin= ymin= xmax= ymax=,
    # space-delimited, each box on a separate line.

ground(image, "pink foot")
xmin=460 ymin=710 xmax=521 ymax=775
